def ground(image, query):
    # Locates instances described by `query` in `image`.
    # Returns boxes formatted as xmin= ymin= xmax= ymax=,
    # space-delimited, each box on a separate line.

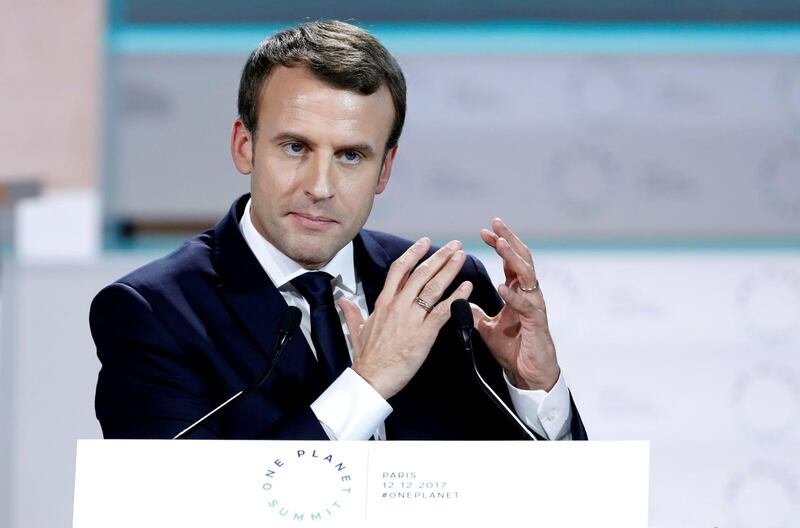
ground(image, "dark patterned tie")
xmin=291 ymin=272 xmax=351 ymax=388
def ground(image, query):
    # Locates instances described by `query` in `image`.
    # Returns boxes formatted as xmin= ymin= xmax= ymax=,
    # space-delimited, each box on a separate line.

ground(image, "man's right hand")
xmin=338 ymin=237 xmax=472 ymax=400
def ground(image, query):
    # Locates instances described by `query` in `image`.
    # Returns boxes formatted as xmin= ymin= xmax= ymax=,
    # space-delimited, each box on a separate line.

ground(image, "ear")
xmin=231 ymin=118 xmax=254 ymax=175
xmin=375 ymin=145 xmax=398 ymax=195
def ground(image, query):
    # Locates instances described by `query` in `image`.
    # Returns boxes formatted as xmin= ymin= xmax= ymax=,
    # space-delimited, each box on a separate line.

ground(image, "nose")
xmin=303 ymin=154 xmax=335 ymax=202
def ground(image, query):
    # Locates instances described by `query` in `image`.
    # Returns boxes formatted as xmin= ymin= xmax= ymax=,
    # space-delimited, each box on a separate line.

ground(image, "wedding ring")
xmin=518 ymin=279 xmax=539 ymax=293
xmin=415 ymin=297 xmax=434 ymax=313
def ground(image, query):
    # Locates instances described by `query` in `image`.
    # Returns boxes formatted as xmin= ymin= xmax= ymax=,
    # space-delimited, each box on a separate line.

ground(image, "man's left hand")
xmin=471 ymin=218 xmax=560 ymax=392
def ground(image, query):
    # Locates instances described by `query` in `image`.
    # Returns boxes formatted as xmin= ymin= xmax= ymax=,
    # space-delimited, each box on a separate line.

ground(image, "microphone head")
xmin=450 ymin=299 xmax=473 ymax=330
xmin=279 ymin=306 xmax=302 ymax=335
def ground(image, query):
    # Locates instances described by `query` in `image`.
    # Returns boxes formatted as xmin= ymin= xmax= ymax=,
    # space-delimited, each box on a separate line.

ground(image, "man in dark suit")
xmin=92 ymin=20 xmax=587 ymax=441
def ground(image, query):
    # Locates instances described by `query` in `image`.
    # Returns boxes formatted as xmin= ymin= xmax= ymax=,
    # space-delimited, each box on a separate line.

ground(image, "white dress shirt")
xmin=240 ymin=199 xmax=573 ymax=440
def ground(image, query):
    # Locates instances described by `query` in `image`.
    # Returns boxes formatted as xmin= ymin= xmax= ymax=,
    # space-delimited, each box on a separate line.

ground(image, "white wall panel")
xmin=479 ymin=249 xmax=800 ymax=527
xmin=108 ymin=54 xmax=800 ymax=240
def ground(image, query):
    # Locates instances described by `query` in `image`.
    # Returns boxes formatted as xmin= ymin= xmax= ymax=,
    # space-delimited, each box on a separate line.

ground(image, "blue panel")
xmin=108 ymin=23 xmax=800 ymax=55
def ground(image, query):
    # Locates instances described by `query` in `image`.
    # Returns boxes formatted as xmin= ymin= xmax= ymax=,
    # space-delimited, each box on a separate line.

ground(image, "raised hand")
xmin=338 ymin=238 xmax=473 ymax=399
xmin=471 ymin=218 xmax=560 ymax=391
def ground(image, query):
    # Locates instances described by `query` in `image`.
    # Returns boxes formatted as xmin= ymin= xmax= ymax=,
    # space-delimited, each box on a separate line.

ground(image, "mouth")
xmin=288 ymin=212 xmax=338 ymax=230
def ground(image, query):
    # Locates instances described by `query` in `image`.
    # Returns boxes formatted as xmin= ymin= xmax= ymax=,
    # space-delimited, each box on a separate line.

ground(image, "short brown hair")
xmin=237 ymin=20 xmax=407 ymax=151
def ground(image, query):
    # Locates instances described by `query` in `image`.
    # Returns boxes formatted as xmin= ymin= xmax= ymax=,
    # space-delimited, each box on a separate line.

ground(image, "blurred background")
xmin=1 ymin=1 xmax=799 ymax=527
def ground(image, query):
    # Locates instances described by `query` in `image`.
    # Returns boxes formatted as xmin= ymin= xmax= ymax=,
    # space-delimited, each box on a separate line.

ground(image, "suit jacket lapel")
xmin=353 ymin=230 xmax=392 ymax=313
xmin=211 ymin=205 xmax=395 ymax=405
xmin=211 ymin=195 xmax=313 ymax=384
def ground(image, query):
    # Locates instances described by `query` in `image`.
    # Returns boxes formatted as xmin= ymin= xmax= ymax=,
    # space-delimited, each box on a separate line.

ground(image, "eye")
xmin=283 ymin=142 xmax=305 ymax=156
xmin=339 ymin=150 xmax=362 ymax=165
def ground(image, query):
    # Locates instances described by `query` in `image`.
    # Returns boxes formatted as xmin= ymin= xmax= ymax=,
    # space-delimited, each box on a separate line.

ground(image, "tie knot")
xmin=291 ymin=272 xmax=335 ymax=308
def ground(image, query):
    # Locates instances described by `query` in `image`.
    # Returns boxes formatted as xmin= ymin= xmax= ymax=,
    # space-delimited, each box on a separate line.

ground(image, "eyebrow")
xmin=270 ymin=132 xmax=376 ymax=159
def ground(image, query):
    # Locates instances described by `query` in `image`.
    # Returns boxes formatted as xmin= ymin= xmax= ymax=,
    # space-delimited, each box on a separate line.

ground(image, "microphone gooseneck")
xmin=251 ymin=306 xmax=302 ymax=391
xmin=450 ymin=299 xmax=538 ymax=441
xmin=173 ymin=306 xmax=302 ymax=440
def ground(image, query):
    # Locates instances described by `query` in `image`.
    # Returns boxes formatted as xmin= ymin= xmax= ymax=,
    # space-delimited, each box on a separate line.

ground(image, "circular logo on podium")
xmin=261 ymin=448 xmax=355 ymax=522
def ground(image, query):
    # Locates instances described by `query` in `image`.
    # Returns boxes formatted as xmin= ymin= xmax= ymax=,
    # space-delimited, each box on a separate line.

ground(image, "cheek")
xmin=340 ymin=180 xmax=378 ymax=217
xmin=252 ymin=157 xmax=298 ymax=194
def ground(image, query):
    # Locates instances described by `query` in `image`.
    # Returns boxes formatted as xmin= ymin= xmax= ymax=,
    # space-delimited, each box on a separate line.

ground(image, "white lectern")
xmin=73 ymin=440 xmax=649 ymax=527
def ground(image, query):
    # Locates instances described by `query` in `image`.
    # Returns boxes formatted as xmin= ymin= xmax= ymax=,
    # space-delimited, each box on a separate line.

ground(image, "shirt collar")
xmin=239 ymin=198 xmax=357 ymax=293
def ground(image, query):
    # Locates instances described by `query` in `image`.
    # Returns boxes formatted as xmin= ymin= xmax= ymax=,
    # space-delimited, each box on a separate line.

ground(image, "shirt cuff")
xmin=310 ymin=367 xmax=393 ymax=440
xmin=504 ymin=370 xmax=573 ymax=440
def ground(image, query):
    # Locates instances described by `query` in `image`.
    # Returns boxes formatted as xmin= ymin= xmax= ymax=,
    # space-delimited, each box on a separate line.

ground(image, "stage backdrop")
xmin=1 ymin=248 xmax=798 ymax=527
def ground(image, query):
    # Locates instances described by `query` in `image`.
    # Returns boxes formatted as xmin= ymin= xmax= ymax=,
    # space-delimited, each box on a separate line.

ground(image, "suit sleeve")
xmin=91 ymin=283 xmax=327 ymax=440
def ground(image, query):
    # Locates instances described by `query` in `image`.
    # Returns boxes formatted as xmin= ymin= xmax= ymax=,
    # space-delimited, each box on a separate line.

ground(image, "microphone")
xmin=450 ymin=299 xmax=538 ymax=441
xmin=173 ymin=306 xmax=302 ymax=439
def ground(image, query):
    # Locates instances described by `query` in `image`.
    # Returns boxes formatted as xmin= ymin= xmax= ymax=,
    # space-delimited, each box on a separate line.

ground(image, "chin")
xmin=286 ymin=243 xmax=339 ymax=269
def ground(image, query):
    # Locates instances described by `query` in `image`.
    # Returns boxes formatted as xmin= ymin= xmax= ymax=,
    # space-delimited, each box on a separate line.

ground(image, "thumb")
xmin=469 ymin=302 xmax=490 ymax=339
xmin=337 ymin=297 xmax=365 ymax=351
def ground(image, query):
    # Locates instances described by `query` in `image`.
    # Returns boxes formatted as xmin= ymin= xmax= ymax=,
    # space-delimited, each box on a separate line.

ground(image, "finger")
xmin=469 ymin=301 xmax=494 ymax=342
xmin=337 ymin=297 xmax=366 ymax=352
xmin=498 ymin=282 xmax=547 ymax=319
xmin=400 ymin=240 xmax=462 ymax=300
xmin=423 ymin=280 xmax=473 ymax=329
xmin=495 ymin=238 xmax=547 ymax=313
xmin=483 ymin=229 xmax=520 ymax=268
xmin=469 ymin=301 xmax=488 ymax=327
xmin=492 ymin=218 xmax=533 ymax=266
xmin=480 ymin=228 xmax=498 ymax=248
xmin=469 ymin=301 xmax=520 ymax=362
xmin=481 ymin=235 xmax=519 ymax=288
xmin=415 ymin=249 xmax=468 ymax=308
xmin=495 ymin=236 xmax=537 ymax=291
xmin=380 ymin=237 xmax=432 ymax=303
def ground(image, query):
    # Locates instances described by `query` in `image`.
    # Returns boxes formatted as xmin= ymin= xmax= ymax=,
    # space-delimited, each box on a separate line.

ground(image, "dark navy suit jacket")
xmin=92 ymin=195 xmax=587 ymax=440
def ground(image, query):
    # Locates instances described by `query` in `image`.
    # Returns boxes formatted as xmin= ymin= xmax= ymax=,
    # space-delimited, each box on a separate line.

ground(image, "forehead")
xmin=257 ymin=65 xmax=394 ymax=147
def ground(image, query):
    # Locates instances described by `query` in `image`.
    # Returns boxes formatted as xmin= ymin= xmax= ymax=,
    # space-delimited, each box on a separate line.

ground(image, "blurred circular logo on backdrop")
xmin=545 ymin=143 xmax=621 ymax=218
xmin=730 ymin=363 xmax=800 ymax=439
xmin=726 ymin=462 xmax=797 ymax=528
xmin=736 ymin=268 xmax=800 ymax=344
xmin=775 ymin=58 xmax=800 ymax=133
xmin=757 ymin=143 xmax=800 ymax=219
xmin=565 ymin=58 xmax=637 ymax=132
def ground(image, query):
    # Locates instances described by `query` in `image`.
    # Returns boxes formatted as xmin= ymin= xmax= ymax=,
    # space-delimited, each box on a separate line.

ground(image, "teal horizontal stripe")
xmin=108 ymin=22 xmax=800 ymax=54
xmin=104 ymin=233 xmax=800 ymax=254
